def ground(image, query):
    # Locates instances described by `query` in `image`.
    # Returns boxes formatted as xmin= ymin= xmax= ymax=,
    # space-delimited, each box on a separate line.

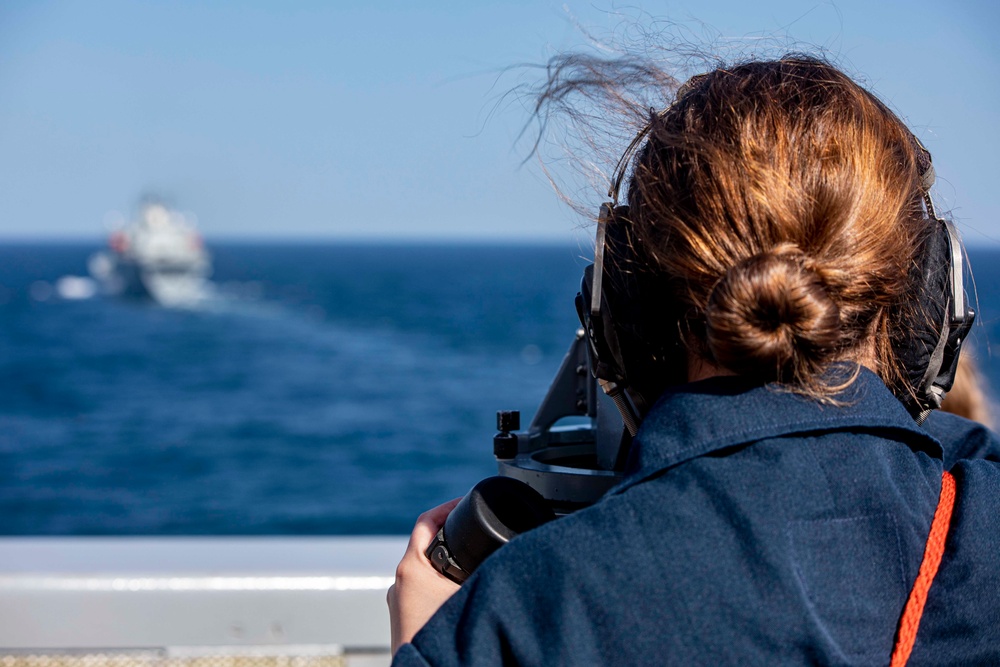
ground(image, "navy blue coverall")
xmin=393 ymin=368 xmax=1000 ymax=666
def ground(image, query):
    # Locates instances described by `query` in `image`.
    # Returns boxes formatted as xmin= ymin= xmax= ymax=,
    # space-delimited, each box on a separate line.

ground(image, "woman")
xmin=389 ymin=56 xmax=1000 ymax=665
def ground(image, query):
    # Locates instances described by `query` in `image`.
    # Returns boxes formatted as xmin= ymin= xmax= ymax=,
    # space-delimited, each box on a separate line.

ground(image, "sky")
xmin=0 ymin=1 xmax=997 ymax=244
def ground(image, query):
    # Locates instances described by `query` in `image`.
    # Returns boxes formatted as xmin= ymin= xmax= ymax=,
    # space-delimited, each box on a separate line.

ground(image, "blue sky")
xmin=1 ymin=1 xmax=997 ymax=244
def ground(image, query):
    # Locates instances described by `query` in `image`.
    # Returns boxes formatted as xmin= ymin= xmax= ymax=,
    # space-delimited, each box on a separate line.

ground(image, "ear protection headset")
xmin=575 ymin=136 xmax=663 ymax=437
xmin=893 ymin=145 xmax=976 ymax=421
xmin=576 ymin=77 xmax=975 ymax=429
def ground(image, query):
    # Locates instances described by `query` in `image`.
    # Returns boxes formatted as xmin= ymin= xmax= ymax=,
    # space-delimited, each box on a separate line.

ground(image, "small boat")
xmin=89 ymin=201 xmax=212 ymax=306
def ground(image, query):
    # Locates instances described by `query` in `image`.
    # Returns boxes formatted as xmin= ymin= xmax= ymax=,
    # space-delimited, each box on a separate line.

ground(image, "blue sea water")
xmin=0 ymin=242 xmax=591 ymax=535
xmin=1 ymin=242 xmax=999 ymax=535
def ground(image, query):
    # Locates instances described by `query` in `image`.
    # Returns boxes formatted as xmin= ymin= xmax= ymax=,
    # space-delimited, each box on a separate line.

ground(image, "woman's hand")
xmin=387 ymin=498 xmax=462 ymax=654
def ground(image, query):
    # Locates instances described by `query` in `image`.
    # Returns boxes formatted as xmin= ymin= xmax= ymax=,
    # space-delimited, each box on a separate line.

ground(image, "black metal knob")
xmin=496 ymin=410 xmax=520 ymax=432
xmin=494 ymin=432 xmax=518 ymax=459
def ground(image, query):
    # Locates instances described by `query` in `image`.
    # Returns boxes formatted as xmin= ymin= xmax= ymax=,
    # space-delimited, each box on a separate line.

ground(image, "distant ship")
xmin=89 ymin=201 xmax=212 ymax=306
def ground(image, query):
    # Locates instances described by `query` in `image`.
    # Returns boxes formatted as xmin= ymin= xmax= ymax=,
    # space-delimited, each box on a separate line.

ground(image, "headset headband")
xmin=591 ymin=112 xmax=664 ymax=325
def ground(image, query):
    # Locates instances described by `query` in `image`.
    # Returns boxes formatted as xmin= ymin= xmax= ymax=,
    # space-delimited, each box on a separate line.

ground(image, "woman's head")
xmin=628 ymin=58 xmax=928 ymax=391
xmin=537 ymin=55 xmax=934 ymax=399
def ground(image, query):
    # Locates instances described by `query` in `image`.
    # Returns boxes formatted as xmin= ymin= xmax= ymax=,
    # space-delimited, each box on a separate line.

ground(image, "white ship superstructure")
xmin=89 ymin=202 xmax=212 ymax=306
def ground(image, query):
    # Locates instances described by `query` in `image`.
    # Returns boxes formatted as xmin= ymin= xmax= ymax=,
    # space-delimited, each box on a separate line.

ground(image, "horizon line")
xmin=3 ymin=234 xmax=999 ymax=249
xmin=0 ymin=233 xmax=585 ymax=246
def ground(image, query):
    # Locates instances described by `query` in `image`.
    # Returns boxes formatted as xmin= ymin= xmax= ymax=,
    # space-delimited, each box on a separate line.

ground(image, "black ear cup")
xmin=892 ymin=216 xmax=975 ymax=419
xmin=576 ymin=205 xmax=687 ymax=420
xmin=577 ymin=263 xmax=628 ymax=386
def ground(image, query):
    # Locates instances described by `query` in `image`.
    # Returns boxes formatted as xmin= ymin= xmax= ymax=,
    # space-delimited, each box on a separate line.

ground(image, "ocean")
xmin=2 ymin=242 xmax=999 ymax=535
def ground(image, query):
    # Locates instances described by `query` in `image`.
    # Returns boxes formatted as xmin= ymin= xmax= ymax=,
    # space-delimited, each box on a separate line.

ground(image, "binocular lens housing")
xmin=426 ymin=476 xmax=555 ymax=584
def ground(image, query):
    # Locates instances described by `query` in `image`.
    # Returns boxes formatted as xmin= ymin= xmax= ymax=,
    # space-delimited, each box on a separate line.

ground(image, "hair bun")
xmin=705 ymin=244 xmax=841 ymax=382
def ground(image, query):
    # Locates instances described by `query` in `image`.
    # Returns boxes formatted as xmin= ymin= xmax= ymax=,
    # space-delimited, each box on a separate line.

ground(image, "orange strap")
xmin=890 ymin=471 xmax=956 ymax=667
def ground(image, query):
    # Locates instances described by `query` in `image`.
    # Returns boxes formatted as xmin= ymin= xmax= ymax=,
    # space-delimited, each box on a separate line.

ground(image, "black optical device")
xmin=426 ymin=76 xmax=976 ymax=584
xmin=425 ymin=475 xmax=555 ymax=584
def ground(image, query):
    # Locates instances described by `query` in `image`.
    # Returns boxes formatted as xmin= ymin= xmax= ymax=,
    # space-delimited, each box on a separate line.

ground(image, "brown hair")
xmin=535 ymin=55 xmax=929 ymax=396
